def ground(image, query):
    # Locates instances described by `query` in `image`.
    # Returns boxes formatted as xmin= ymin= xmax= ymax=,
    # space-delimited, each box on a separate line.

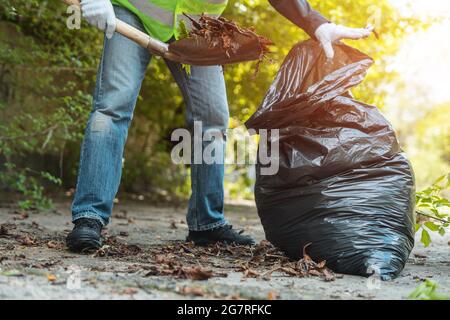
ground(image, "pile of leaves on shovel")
xmin=169 ymin=14 xmax=273 ymax=72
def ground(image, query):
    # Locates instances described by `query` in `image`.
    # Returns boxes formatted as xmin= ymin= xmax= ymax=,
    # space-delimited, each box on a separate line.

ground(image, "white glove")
xmin=80 ymin=0 xmax=116 ymax=39
xmin=314 ymin=23 xmax=373 ymax=59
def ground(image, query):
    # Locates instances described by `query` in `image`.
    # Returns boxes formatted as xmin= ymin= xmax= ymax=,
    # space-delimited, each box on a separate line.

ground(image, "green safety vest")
xmin=111 ymin=0 xmax=228 ymax=42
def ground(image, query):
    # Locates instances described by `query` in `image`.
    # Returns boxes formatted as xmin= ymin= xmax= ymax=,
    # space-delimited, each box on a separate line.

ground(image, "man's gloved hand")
xmin=80 ymin=0 xmax=116 ymax=39
xmin=315 ymin=23 xmax=373 ymax=59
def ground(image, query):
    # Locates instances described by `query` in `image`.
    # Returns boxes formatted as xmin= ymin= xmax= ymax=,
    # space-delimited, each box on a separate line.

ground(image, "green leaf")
xmin=424 ymin=221 xmax=440 ymax=231
xmin=177 ymin=20 xmax=190 ymax=40
xmin=40 ymin=171 xmax=62 ymax=185
xmin=420 ymin=229 xmax=431 ymax=247
xmin=414 ymin=223 xmax=421 ymax=232
xmin=182 ymin=64 xmax=191 ymax=75
xmin=408 ymin=279 xmax=450 ymax=300
xmin=0 ymin=269 xmax=24 ymax=277
xmin=434 ymin=175 xmax=446 ymax=184
xmin=436 ymin=198 xmax=450 ymax=207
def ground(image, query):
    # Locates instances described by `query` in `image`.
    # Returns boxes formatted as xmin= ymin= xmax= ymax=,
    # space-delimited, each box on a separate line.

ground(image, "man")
xmin=66 ymin=0 xmax=372 ymax=252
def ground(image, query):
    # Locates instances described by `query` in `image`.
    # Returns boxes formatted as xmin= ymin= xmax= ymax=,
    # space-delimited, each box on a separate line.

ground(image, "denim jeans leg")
xmin=71 ymin=6 xmax=151 ymax=226
xmin=165 ymin=60 xmax=229 ymax=231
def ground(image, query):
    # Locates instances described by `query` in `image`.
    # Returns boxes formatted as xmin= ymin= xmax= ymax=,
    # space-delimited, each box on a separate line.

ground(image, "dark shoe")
xmin=66 ymin=218 xmax=103 ymax=252
xmin=187 ymin=225 xmax=255 ymax=246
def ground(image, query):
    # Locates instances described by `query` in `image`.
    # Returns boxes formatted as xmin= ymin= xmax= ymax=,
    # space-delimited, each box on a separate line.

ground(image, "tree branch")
xmin=0 ymin=124 xmax=59 ymax=141
xmin=416 ymin=210 xmax=449 ymax=224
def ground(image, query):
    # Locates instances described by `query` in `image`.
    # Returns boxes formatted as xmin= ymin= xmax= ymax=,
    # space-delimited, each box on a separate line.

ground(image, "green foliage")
xmin=415 ymin=174 xmax=450 ymax=247
xmin=0 ymin=163 xmax=60 ymax=210
xmin=409 ymin=103 xmax=450 ymax=189
xmin=408 ymin=279 xmax=450 ymax=300
xmin=0 ymin=0 xmax=93 ymax=208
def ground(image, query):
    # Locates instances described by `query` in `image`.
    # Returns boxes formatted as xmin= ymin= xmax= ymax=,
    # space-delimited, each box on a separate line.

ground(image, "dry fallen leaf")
xmin=317 ymin=260 xmax=327 ymax=269
xmin=47 ymin=274 xmax=57 ymax=282
xmin=0 ymin=223 xmax=16 ymax=237
xmin=17 ymin=234 xmax=37 ymax=246
xmin=121 ymin=288 xmax=138 ymax=295
xmin=243 ymin=267 xmax=260 ymax=278
xmin=155 ymin=254 xmax=175 ymax=265
xmin=308 ymin=269 xmax=322 ymax=277
xmin=285 ymin=266 xmax=303 ymax=276
xmin=170 ymin=221 xmax=178 ymax=229
xmin=47 ymin=240 xmax=63 ymax=249
xmin=267 ymin=291 xmax=278 ymax=300
xmin=0 ymin=225 xmax=9 ymax=237
xmin=13 ymin=212 xmax=29 ymax=221
xmin=323 ymin=269 xmax=335 ymax=282
xmin=178 ymin=286 xmax=205 ymax=297
xmin=93 ymin=245 xmax=111 ymax=257
xmin=182 ymin=266 xmax=213 ymax=280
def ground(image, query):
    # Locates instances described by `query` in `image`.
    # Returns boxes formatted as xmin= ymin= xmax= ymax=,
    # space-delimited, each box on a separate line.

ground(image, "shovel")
xmin=63 ymin=0 xmax=181 ymax=62
xmin=62 ymin=0 xmax=270 ymax=66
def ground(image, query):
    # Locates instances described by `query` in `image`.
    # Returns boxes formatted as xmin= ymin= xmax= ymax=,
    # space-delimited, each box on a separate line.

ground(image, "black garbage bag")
xmin=245 ymin=40 xmax=415 ymax=280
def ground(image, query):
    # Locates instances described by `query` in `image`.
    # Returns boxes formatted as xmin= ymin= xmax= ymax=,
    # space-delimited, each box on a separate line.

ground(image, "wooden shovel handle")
xmin=62 ymin=0 xmax=170 ymax=56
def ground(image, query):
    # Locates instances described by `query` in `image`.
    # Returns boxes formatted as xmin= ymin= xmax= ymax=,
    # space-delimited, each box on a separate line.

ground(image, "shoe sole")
xmin=66 ymin=236 xmax=102 ymax=253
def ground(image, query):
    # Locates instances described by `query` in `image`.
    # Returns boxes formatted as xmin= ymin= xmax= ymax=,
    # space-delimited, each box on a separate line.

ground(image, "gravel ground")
xmin=0 ymin=200 xmax=449 ymax=300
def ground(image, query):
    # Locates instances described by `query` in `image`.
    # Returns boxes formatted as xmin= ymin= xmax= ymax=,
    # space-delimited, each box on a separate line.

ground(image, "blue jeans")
xmin=72 ymin=6 xmax=229 ymax=231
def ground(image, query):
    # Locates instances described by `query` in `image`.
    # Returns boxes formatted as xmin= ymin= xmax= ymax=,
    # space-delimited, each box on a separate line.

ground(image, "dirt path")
xmin=0 ymin=200 xmax=449 ymax=300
